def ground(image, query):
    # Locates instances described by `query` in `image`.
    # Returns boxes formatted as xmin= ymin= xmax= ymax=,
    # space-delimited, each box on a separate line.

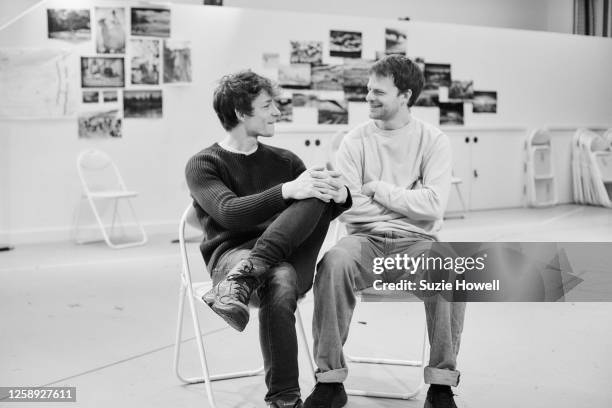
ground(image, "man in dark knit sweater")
xmin=185 ymin=71 xmax=351 ymax=408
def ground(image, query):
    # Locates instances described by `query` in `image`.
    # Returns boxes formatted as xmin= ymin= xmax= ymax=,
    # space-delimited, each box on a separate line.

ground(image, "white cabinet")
xmin=446 ymin=128 xmax=527 ymax=211
xmin=264 ymin=130 xmax=334 ymax=168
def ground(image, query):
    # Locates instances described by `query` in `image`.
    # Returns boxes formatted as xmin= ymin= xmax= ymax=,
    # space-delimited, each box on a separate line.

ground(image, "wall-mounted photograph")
xmin=415 ymin=88 xmax=440 ymax=107
xmin=276 ymin=97 xmax=293 ymax=122
xmin=130 ymin=39 xmax=160 ymax=85
xmin=330 ymin=30 xmax=362 ymax=58
xmin=123 ymin=90 xmax=162 ymax=118
xmin=290 ymin=41 xmax=323 ymax=65
xmin=47 ymin=9 xmax=91 ymax=41
xmin=449 ymin=80 xmax=474 ymax=100
xmin=78 ymin=109 xmax=122 ymax=138
xmin=81 ymin=56 xmax=125 ymax=88
xmin=343 ymin=59 xmax=372 ymax=101
xmin=385 ymin=28 xmax=407 ymax=55
xmin=472 ymin=91 xmax=498 ymax=113
xmin=424 ymin=63 xmax=452 ymax=88
xmin=103 ymin=90 xmax=118 ymax=103
xmin=95 ymin=7 xmax=125 ymax=54
xmin=82 ymin=90 xmax=99 ymax=103
xmin=318 ymin=99 xmax=348 ymax=124
xmin=312 ymin=64 xmax=343 ymax=91
xmin=292 ymin=92 xmax=318 ymax=108
xmin=163 ymin=40 xmax=192 ymax=83
xmin=439 ymin=102 xmax=464 ymax=125
xmin=278 ymin=64 xmax=311 ymax=89
xmin=130 ymin=8 xmax=171 ymax=37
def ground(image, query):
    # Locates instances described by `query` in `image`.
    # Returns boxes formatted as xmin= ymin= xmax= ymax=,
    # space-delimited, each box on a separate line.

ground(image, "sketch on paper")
xmin=130 ymin=39 xmax=160 ymax=85
xmin=81 ymin=56 xmax=124 ymax=88
xmin=131 ymin=8 xmax=171 ymax=37
xmin=95 ymin=7 xmax=125 ymax=54
xmin=47 ymin=9 xmax=91 ymax=41
xmin=163 ymin=40 xmax=192 ymax=83
xmin=0 ymin=48 xmax=76 ymax=117
xmin=78 ymin=109 xmax=122 ymax=138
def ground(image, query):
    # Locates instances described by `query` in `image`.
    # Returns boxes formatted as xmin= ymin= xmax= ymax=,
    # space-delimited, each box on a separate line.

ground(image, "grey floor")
xmin=1 ymin=205 xmax=612 ymax=407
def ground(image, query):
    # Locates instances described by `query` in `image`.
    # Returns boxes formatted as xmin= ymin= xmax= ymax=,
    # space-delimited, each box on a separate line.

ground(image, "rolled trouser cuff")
xmin=315 ymin=368 xmax=348 ymax=383
xmin=424 ymin=367 xmax=460 ymax=386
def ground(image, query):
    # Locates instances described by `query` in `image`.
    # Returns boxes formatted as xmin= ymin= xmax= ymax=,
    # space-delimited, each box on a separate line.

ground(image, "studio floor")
xmin=1 ymin=204 xmax=612 ymax=407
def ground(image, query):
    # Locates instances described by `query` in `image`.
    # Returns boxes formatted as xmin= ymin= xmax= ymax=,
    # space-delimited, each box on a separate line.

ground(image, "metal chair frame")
xmin=173 ymin=204 xmax=315 ymax=408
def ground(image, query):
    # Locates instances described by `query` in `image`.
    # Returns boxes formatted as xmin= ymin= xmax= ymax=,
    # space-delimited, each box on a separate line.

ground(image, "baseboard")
xmin=1 ymin=220 xmax=178 ymax=245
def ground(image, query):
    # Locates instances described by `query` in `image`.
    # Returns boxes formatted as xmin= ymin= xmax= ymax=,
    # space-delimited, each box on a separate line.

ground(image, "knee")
xmin=259 ymin=264 xmax=299 ymax=309
xmin=316 ymin=246 xmax=356 ymax=285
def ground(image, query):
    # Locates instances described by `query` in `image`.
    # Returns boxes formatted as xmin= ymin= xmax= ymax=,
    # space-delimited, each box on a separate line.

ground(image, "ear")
xmin=401 ymin=89 xmax=413 ymax=106
xmin=235 ymin=109 xmax=245 ymax=122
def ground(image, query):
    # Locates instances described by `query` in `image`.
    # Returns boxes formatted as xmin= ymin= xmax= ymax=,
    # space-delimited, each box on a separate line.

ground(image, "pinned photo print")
xmin=385 ymin=28 xmax=407 ymax=55
xmin=276 ymin=97 xmax=293 ymax=122
xmin=449 ymin=80 xmax=474 ymax=100
xmin=318 ymin=99 xmax=348 ymax=124
xmin=415 ymin=88 xmax=439 ymax=107
xmin=81 ymin=57 xmax=125 ymax=88
xmin=78 ymin=109 xmax=122 ymax=139
xmin=123 ymin=90 xmax=162 ymax=118
xmin=95 ymin=7 xmax=125 ymax=53
xmin=343 ymin=59 xmax=373 ymax=101
xmin=103 ymin=90 xmax=118 ymax=103
xmin=130 ymin=39 xmax=160 ymax=85
xmin=163 ymin=40 xmax=192 ymax=83
xmin=424 ymin=63 xmax=452 ymax=89
xmin=292 ymin=93 xmax=318 ymax=108
xmin=472 ymin=91 xmax=497 ymax=113
xmin=439 ymin=102 xmax=464 ymax=125
xmin=47 ymin=9 xmax=91 ymax=41
xmin=131 ymin=8 xmax=170 ymax=38
xmin=330 ymin=30 xmax=362 ymax=58
xmin=82 ymin=91 xmax=99 ymax=104
xmin=290 ymin=41 xmax=323 ymax=65
xmin=278 ymin=64 xmax=311 ymax=89
xmin=312 ymin=64 xmax=344 ymax=91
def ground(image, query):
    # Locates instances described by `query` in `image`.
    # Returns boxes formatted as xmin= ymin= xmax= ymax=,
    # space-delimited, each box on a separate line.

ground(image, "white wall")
xmin=1 ymin=2 xmax=611 ymax=243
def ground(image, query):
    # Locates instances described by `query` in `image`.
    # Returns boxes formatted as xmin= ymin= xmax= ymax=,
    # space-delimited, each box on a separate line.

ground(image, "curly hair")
xmin=213 ymin=71 xmax=277 ymax=131
xmin=370 ymin=55 xmax=424 ymax=107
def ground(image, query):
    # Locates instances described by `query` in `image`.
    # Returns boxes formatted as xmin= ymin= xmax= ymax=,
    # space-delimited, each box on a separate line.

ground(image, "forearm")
xmin=372 ymin=181 xmax=447 ymax=220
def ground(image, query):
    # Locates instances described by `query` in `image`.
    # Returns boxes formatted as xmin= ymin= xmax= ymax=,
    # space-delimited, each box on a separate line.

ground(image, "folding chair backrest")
xmin=77 ymin=149 xmax=126 ymax=193
xmin=179 ymin=203 xmax=204 ymax=287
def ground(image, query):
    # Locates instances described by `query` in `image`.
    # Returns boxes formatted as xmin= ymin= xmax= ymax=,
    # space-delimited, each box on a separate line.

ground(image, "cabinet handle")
xmin=473 ymin=169 xmax=479 ymax=178
xmin=305 ymin=139 xmax=311 ymax=146
xmin=465 ymin=137 xmax=470 ymax=143
xmin=315 ymin=139 xmax=321 ymax=146
xmin=473 ymin=136 xmax=478 ymax=143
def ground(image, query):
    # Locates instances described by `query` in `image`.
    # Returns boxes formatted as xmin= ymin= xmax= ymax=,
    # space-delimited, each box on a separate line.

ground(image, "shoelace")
xmin=226 ymin=273 xmax=257 ymax=303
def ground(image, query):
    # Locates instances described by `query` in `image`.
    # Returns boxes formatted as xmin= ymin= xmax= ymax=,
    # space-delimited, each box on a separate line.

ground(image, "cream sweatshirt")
xmin=335 ymin=115 xmax=452 ymax=238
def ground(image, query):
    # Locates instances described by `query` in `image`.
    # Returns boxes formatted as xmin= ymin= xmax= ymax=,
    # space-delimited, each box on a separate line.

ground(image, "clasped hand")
xmin=282 ymin=166 xmax=348 ymax=203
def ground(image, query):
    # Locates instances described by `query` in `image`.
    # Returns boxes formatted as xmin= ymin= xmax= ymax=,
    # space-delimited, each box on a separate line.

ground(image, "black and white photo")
xmin=439 ymin=101 xmax=464 ymax=125
xmin=163 ymin=40 xmax=192 ymax=83
xmin=317 ymin=99 xmax=348 ymax=124
xmin=278 ymin=63 xmax=311 ymax=89
xmin=130 ymin=8 xmax=171 ymax=38
xmin=82 ymin=90 xmax=99 ymax=104
xmin=330 ymin=30 xmax=362 ymax=58
xmin=130 ymin=39 xmax=160 ymax=85
xmin=123 ymin=90 xmax=162 ymax=118
xmin=472 ymin=90 xmax=498 ymax=113
xmin=385 ymin=27 xmax=407 ymax=55
xmin=47 ymin=9 xmax=91 ymax=41
xmin=424 ymin=62 xmax=452 ymax=88
xmin=95 ymin=7 xmax=126 ymax=53
xmin=449 ymin=80 xmax=474 ymax=100
xmin=81 ymin=56 xmax=125 ymax=88
xmin=290 ymin=41 xmax=323 ymax=65
xmin=103 ymin=90 xmax=118 ymax=103
xmin=311 ymin=64 xmax=344 ymax=91
xmin=77 ymin=109 xmax=122 ymax=138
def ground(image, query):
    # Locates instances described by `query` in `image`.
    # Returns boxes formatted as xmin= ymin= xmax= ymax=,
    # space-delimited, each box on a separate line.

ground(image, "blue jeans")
xmin=313 ymin=231 xmax=466 ymax=387
xmin=211 ymin=198 xmax=336 ymax=403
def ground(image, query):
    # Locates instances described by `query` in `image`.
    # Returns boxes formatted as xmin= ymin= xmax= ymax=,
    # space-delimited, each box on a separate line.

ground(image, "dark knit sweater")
xmin=185 ymin=142 xmax=349 ymax=269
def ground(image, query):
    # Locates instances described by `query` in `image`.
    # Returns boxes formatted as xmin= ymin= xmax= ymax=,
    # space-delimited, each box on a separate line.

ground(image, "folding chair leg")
xmin=344 ymin=321 xmax=428 ymax=400
xmin=296 ymin=305 xmax=317 ymax=382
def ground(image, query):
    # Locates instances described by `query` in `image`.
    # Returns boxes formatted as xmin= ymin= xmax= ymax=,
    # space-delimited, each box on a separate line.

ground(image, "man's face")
xmin=365 ymin=74 xmax=410 ymax=122
xmin=242 ymin=91 xmax=280 ymax=137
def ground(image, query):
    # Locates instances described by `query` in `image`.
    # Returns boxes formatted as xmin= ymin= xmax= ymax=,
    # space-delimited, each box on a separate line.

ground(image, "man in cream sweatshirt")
xmin=304 ymin=55 xmax=465 ymax=408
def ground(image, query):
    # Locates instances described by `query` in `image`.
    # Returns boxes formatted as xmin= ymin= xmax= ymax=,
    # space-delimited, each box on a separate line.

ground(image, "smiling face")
xmin=241 ymin=91 xmax=281 ymax=138
xmin=365 ymin=74 xmax=411 ymax=122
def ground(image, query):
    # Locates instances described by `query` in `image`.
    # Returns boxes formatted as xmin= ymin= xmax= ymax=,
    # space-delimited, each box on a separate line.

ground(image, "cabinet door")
xmin=265 ymin=133 xmax=329 ymax=168
xmin=447 ymin=133 xmax=473 ymax=212
xmin=469 ymin=132 xmax=525 ymax=210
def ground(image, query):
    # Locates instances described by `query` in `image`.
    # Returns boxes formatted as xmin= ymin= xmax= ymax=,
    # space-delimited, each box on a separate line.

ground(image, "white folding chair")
xmin=444 ymin=176 xmax=467 ymax=219
xmin=74 ymin=149 xmax=147 ymax=249
xmin=173 ymin=204 xmax=316 ymax=408
xmin=328 ymin=220 xmax=428 ymax=400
